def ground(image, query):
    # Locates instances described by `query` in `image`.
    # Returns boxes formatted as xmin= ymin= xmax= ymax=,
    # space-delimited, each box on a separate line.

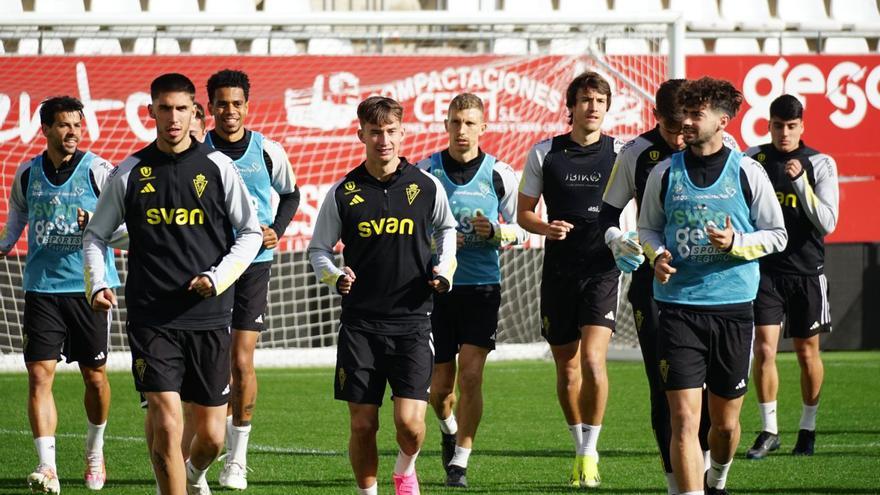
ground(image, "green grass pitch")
xmin=1 ymin=352 xmax=878 ymax=494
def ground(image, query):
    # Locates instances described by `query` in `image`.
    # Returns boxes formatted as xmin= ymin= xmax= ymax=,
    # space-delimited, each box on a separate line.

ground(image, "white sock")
xmin=229 ymin=424 xmax=251 ymax=466
xmin=800 ymin=403 xmax=819 ymax=431
xmin=450 ymin=445 xmax=472 ymax=468
xmin=580 ymin=424 xmax=602 ymax=458
xmin=759 ymin=401 xmax=778 ymax=434
xmin=568 ymin=424 xmax=583 ymax=454
xmin=225 ymin=415 xmax=233 ymax=452
xmin=185 ymin=458 xmax=208 ymax=483
xmin=706 ymin=457 xmax=732 ymax=489
xmin=394 ymin=449 xmax=419 ymax=476
xmin=703 ymin=450 xmax=711 ymax=472
xmin=439 ymin=414 xmax=458 ymax=435
xmin=356 ymin=482 xmax=378 ymax=495
xmin=86 ymin=421 xmax=107 ymax=456
xmin=34 ymin=436 xmax=57 ymax=470
xmin=665 ymin=472 xmax=679 ymax=494
xmin=680 ymin=491 xmax=704 ymax=495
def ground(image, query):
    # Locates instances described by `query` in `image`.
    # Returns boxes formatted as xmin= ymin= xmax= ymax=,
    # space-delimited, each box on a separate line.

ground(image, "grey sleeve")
xmin=89 ymin=156 xmax=128 ymax=250
xmin=518 ymin=141 xmax=547 ymax=198
xmin=414 ymin=157 xmax=431 ymax=172
xmin=0 ymin=162 xmax=31 ymax=253
xmin=307 ymin=182 xmax=345 ymax=288
xmin=427 ymin=172 xmax=458 ymax=286
xmin=722 ymin=131 xmax=741 ymax=151
xmin=637 ymin=159 xmax=671 ymax=263
xmin=793 ymin=154 xmax=839 ymax=236
xmin=83 ymin=160 xmax=133 ymax=299
xmin=603 ymin=138 xmax=642 ymax=209
xmin=492 ymin=160 xmax=528 ymax=247
xmin=202 ymin=152 xmax=263 ymax=296
xmin=264 ymin=139 xmax=298 ymax=195
xmin=729 ymin=157 xmax=788 ymax=260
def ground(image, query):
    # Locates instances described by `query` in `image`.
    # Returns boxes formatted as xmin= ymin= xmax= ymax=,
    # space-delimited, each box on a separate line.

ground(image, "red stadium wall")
xmin=1 ymin=54 xmax=877 ymax=254
xmin=687 ymin=55 xmax=880 ymax=244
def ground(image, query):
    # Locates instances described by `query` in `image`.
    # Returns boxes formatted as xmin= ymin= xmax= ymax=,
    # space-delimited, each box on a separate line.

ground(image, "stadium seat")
xmin=830 ymin=0 xmax=880 ymax=30
xmin=659 ymin=37 xmax=707 ymax=55
xmin=548 ymin=38 xmax=595 ymax=55
xmin=668 ymin=0 xmax=735 ymax=31
xmin=447 ymin=0 xmax=496 ymax=12
xmin=763 ymin=37 xmax=811 ymax=55
xmin=134 ymin=38 xmax=182 ymax=55
xmin=34 ymin=0 xmax=85 ymax=14
xmin=604 ymin=38 xmax=651 ymax=55
xmin=492 ymin=38 xmax=530 ymax=55
xmin=611 ymin=0 xmax=666 ymax=31
xmin=90 ymin=0 xmax=142 ymax=15
xmin=1 ymin=0 xmax=39 ymax=54
xmin=714 ymin=37 xmax=762 ymax=55
xmin=777 ymin=0 xmax=843 ymax=31
xmin=40 ymin=38 xmax=65 ymax=54
xmin=73 ymin=38 xmax=123 ymax=55
xmin=502 ymin=0 xmax=561 ymax=31
xmin=190 ymin=38 xmax=239 ymax=54
xmin=249 ymin=38 xmax=299 ymax=55
xmin=307 ymin=38 xmax=354 ymax=55
xmin=822 ymin=37 xmax=871 ymax=54
xmin=719 ymin=0 xmax=785 ymax=31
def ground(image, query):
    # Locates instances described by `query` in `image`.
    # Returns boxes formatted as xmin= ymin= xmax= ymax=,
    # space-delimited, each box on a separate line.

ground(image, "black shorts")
xmin=540 ymin=271 xmax=618 ymax=346
xmin=754 ymin=272 xmax=832 ymax=339
xmin=657 ymin=303 xmax=754 ymax=399
xmin=23 ymin=292 xmax=110 ymax=367
xmin=628 ymin=274 xmax=663 ymax=390
xmin=334 ymin=324 xmax=433 ymax=406
xmin=431 ymin=284 xmax=499 ymax=364
xmin=232 ymin=262 xmax=271 ymax=332
xmin=127 ymin=324 xmax=231 ymax=407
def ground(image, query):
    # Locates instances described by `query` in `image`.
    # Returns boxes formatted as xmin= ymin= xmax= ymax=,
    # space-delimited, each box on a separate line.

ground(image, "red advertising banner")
xmin=0 ymin=54 xmax=666 ymax=253
xmin=687 ymin=55 xmax=880 ymax=244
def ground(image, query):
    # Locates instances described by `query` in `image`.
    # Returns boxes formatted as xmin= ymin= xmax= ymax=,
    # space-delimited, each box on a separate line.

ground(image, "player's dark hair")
xmin=769 ymin=94 xmax=803 ymax=121
xmin=39 ymin=96 xmax=84 ymax=127
xmin=357 ymin=96 xmax=403 ymax=126
xmin=448 ymin=93 xmax=484 ymax=116
xmin=207 ymin=69 xmax=251 ymax=103
xmin=150 ymin=73 xmax=196 ymax=100
xmin=566 ymin=71 xmax=612 ymax=124
xmin=655 ymin=79 xmax=686 ymax=123
xmin=677 ymin=77 xmax=743 ymax=118
xmin=193 ymin=101 xmax=206 ymax=121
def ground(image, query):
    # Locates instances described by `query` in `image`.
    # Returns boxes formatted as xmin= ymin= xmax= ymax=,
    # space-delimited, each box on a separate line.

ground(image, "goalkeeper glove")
xmin=605 ymin=227 xmax=645 ymax=273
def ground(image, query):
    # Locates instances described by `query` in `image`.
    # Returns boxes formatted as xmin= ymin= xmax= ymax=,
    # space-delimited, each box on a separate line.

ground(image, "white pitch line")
xmin=0 ymin=428 xmax=342 ymax=456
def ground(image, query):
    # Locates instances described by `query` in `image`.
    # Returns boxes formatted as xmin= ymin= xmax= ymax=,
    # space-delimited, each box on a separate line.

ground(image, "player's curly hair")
xmin=39 ymin=96 xmax=83 ymax=127
xmin=677 ymin=77 xmax=743 ymax=118
xmin=357 ymin=96 xmax=404 ymax=126
xmin=207 ymin=69 xmax=251 ymax=103
xmin=565 ymin=71 xmax=612 ymax=124
xmin=654 ymin=79 xmax=686 ymax=123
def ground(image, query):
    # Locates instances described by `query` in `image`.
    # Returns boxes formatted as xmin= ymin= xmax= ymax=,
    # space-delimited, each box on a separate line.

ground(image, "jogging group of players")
xmin=2 ymin=65 xmax=838 ymax=495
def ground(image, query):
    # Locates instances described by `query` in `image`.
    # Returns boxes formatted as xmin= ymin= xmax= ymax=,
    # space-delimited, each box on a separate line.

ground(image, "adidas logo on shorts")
xmin=222 ymin=384 xmax=230 ymax=395
xmin=605 ymin=311 xmax=615 ymax=321
xmin=94 ymin=351 xmax=105 ymax=361
xmin=735 ymin=379 xmax=746 ymax=390
xmin=810 ymin=321 xmax=820 ymax=331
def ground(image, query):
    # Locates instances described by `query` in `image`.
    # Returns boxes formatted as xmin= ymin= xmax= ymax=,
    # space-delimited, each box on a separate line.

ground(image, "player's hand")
xmin=336 ymin=266 xmax=356 ymax=295
xmin=261 ymin=225 xmax=279 ymax=249
xmin=428 ymin=267 xmax=450 ymax=294
xmin=77 ymin=208 xmax=90 ymax=231
xmin=707 ymin=216 xmax=734 ymax=252
xmin=456 ymin=232 xmax=465 ymax=248
xmin=605 ymin=227 xmax=644 ymax=273
xmin=91 ymin=288 xmax=117 ymax=312
xmin=471 ymin=211 xmax=493 ymax=240
xmin=545 ymin=220 xmax=574 ymax=241
xmin=188 ymin=275 xmax=215 ymax=298
xmin=654 ymin=251 xmax=677 ymax=284
xmin=785 ymin=159 xmax=803 ymax=179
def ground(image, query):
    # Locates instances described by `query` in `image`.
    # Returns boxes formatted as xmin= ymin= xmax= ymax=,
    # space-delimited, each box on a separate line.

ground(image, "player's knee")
xmin=711 ymin=419 xmax=739 ymax=440
xmin=350 ymin=416 xmax=379 ymax=438
xmin=669 ymin=409 xmax=700 ymax=437
xmin=755 ymin=341 xmax=777 ymax=363
xmin=394 ymin=418 xmax=424 ymax=444
xmin=581 ymin=353 xmax=606 ymax=379
xmin=231 ymin=354 xmax=255 ymax=380
xmin=27 ymin=365 xmax=54 ymax=390
xmin=81 ymin=367 xmax=108 ymax=391
xmin=457 ymin=367 xmax=484 ymax=393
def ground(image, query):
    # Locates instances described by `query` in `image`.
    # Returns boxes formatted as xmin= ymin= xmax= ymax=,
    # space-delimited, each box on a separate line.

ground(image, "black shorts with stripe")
xmin=334 ymin=323 xmax=433 ymax=406
xmin=232 ymin=261 xmax=271 ymax=332
xmin=657 ymin=302 xmax=754 ymax=399
xmin=23 ymin=292 xmax=110 ymax=367
xmin=754 ymin=272 xmax=832 ymax=339
xmin=431 ymin=284 xmax=499 ymax=363
xmin=127 ymin=324 xmax=231 ymax=407
xmin=540 ymin=271 xmax=619 ymax=346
